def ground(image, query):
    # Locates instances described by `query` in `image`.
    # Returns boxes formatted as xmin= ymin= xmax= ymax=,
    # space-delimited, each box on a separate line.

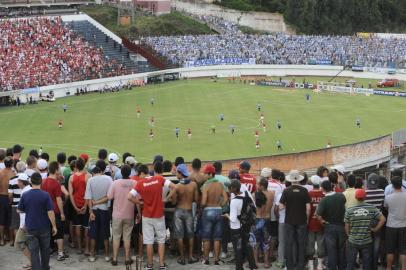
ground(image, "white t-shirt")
xmin=19 ymin=185 xmax=32 ymax=228
xmin=268 ymin=179 xmax=285 ymax=221
xmin=275 ymin=193 xmax=286 ymax=224
xmin=40 ymin=172 xmax=48 ymax=179
xmin=230 ymin=192 xmax=244 ymax=230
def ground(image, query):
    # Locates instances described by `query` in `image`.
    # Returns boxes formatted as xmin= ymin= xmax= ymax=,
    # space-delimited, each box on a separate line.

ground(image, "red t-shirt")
xmin=239 ymin=173 xmax=257 ymax=193
xmin=41 ymin=177 xmax=62 ymax=215
xmin=135 ymin=175 xmax=169 ymax=218
xmin=308 ymin=189 xmax=324 ymax=232
xmin=72 ymin=173 xmax=86 ymax=208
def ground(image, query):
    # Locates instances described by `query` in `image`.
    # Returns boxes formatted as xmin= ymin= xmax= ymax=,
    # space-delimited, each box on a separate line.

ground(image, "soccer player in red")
xmin=262 ymin=123 xmax=266 ymax=132
xmin=256 ymin=140 xmax=260 ymax=151
xmin=136 ymin=106 xmax=141 ymax=118
xmin=238 ymin=161 xmax=256 ymax=193
xmin=149 ymin=129 xmax=154 ymax=140
xmin=254 ymin=130 xmax=259 ymax=139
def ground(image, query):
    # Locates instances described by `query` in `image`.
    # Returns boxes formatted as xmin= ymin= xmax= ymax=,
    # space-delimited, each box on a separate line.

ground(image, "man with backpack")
xmin=224 ymin=180 xmax=257 ymax=270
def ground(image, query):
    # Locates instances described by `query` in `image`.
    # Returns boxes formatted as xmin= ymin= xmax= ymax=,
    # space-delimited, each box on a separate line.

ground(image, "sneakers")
xmin=159 ymin=264 xmax=168 ymax=270
xmin=88 ymin=256 xmax=96 ymax=262
xmin=308 ymin=259 xmax=314 ymax=270
xmin=202 ymin=259 xmax=210 ymax=265
xmin=57 ymin=252 xmax=69 ymax=261
xmin=274 ymin=261 xmax=285 ymax=268
xmin=214 ymin=259 xmax=225 ymax=265
xmin=220 ymin=252 xmax=227 ymax=259
xmin=145 ymin=265 xmax=153 ymax=270
xmin=316 ymin=259 xmax=324 ymax=270
xmin=105 ymin=257 xmax=111 ymax=262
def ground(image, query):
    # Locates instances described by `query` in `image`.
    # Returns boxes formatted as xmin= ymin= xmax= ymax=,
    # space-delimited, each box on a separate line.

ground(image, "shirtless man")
xmin=168 ymin=164 xmax=199 ymax=265
xmin=0 ymin=157 xmax=16 ymax=245
xmin=254 ymin=178 xmax=275 ymax=268
xmin=201 ymin=165 xmax=228 ymax=265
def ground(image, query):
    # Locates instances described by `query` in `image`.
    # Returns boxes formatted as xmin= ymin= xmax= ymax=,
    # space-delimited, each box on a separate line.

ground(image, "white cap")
xmin=331 ymin=164 xmax=346 ymax=174
xmin=17 ymin=173 xmax=29 ymax=182
xmin=125 ymin=156 xmax=137 ymax=165
xmin=310 ymin=175 xmax=321 ymax=186
xmin=260 ymin=167 xmax=272 ymax=178
xmin=108 ymin=153 xmax=119 ymax=163
xmin=37 ymin=159 xmax=48 ymax=170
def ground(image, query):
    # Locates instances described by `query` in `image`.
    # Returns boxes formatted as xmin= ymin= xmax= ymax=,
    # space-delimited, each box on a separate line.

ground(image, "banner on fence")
xmin=352 ymin=66 xmax=364 ymax=72
xmin=185 ymin=58 xmax=255 ymax=67
xmin=373 ymin=90 xmax=406 ymax=97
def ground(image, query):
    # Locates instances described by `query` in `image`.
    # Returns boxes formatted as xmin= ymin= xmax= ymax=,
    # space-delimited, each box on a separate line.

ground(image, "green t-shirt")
xmin=344 ymin=202 xmax=381 ymax=245
xmin=316 ymin=192 xmax=346 ymax=225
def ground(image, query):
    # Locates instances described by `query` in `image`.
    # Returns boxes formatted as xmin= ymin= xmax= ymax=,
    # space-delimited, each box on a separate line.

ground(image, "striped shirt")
xmin=365 ymin=189 xmax=385 ymax=209
xmin=8 ymin=176 xmax=21 ymax=206
xmin=344 ymin=202 xmax=381 ymax=245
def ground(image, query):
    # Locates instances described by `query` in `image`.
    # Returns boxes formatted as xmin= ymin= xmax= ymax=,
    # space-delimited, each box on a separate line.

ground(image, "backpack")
xmin=236 ymin=191 xmax=256 ymax=228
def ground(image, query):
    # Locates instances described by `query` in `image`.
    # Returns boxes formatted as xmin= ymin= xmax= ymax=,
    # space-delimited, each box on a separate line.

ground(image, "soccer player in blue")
xmin=175 ymin=127 xmax=180 ymax=139
xmin=220 ymin=113 xmax=224 ymax=121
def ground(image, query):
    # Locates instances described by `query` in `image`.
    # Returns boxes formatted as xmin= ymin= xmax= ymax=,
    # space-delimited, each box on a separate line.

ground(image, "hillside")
xmin=80 ymin=5 xmax=214 ymax=38
xmin=215 ymin=0 xmax=406 ymax=34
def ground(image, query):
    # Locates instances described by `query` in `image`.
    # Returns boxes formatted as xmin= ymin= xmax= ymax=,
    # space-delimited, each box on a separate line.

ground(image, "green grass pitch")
xmin=1 ymin=78 xmax=406 ymax=163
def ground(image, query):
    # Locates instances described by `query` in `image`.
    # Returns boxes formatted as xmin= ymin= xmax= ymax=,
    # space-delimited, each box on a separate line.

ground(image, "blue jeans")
xmin=346 ymin=242 xmax=372 ymax=270
xmin=26 ymin=229 xmax=51 ymax=270
xmin=324 ymin=224 xmax=346 ymax=270
xmin=284 ymin=223 xmax=307 ymax=270
xmin=231 ymin=228 xmax=256 ymax=270
xmin=201 ymin=208 xmax=223 ymax=241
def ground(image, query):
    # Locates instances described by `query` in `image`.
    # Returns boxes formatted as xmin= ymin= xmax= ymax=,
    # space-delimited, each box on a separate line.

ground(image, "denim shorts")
xmin=173 ymin=208 xmax=194 ymax=239
xmin=201 ymin=208 xmax=223 ymax=241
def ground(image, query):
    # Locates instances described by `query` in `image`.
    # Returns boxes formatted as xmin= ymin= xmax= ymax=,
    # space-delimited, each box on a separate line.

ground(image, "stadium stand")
xmin=141 ymin=14 xmax=406 ymax=69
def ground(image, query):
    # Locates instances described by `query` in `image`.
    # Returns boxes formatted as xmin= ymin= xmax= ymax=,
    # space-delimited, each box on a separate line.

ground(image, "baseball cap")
xmin=12 ymin=144 xmax=24 ymax=154
xmin=37 ymin=159 xmax=48 ymax=170
xmin=367 ymin=173 xmax=379 ymax=189
xmin=17 ymin=173 xmax=29 ymax=182
xmin=176 ymin=164 xmax=190 ymax=177
xmin=310 ymin=175 xmax=321 ymax=186
xmin=125 ymin=156 xmax=137 ymax=165
xmin=203 ymin=164 xmax=216 ymax=174
xmin=260 ymin=167 xmax=272 ymax=178
xmin=79 ymin=153 xmax=89 ymax=163
xmin=355 ymin=189 xmax=366 ymax=200
xmin=108 ymin=153 xmax=119 ymax=163
xmin=239 ymin=161 xmax=251 ymax=171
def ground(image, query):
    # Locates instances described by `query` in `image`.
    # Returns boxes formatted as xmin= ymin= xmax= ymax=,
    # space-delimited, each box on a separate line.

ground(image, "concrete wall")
xmin=204 ymin=135 xmax=391 ymax=174
xmin=172 ymin=0 xmax=292 ymax=33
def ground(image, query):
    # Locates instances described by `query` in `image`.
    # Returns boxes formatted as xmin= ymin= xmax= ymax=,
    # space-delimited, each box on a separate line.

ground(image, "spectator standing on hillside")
xmin=201 ymin=164 xmax=228 ymax=265
xmin=168 ymin=164 xmax=199 ymax=265
xmin=345 ymin=189 xmax=386 ymax=270
xmin=108 ymin=165 xmax=136 ymax=266
xmin=279 ymin=170 xmax=310 ymax=270
xmin=307 ymin=175 xmax=325 ymax=270
xmin=224 ymin=180 xmax=256 ymax=270
xmin=265 ymin=168 xmax=285 ymax=263
xmin=85 ymin=166 xmax=113 ymax=263
xmin=14 ymin=173 xmax=31 ymax=269
xmin=316 ymin=180 xmax=346 ymax=270
xmin=239 ymin=161 xmax=256 ymax=194
xmin=68 ymin=158 xmax=90 ymax=255
xmin=343 ymin=174 xmax=358 ymax=209
xmin=253 ymin=178 xmax=274 ymax=268
xmin=365 ymin=173 xmax=385 ymax=270
xmin=384 ymin=176 xmax=406 ymax=270
xmin=384 ymin=169 xmax=406 ymax=195
xmin=18 ymin=172 xmax=57 ymax=270
xmin=41 ymin=161 xmax=68 ymax=261
xmin=128 ymin=164 xmax=176 ymax=270
xmin=0 ymin=157 xmax=15 ymax=245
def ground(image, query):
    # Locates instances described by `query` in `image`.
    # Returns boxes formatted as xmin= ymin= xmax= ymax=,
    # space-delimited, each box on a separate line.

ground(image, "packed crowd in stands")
xmin=1 ymin=144 xmax=406 ymax=270
xmin=141 ymin=15 xmax=406 ymax=68
xmin=0 ymin=17 xmax=128 ymax=91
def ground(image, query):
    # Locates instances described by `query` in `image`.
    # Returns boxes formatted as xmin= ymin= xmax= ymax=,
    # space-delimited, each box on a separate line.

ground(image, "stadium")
xmin=1 ymin=0 xmax=406 ymax=270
